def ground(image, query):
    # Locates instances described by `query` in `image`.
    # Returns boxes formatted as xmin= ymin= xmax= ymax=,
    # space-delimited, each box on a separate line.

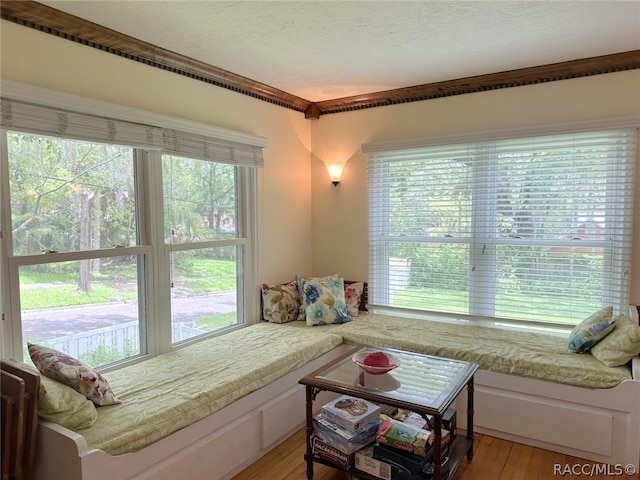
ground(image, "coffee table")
xmin=299 ymin=345 xmax=478 ymax=480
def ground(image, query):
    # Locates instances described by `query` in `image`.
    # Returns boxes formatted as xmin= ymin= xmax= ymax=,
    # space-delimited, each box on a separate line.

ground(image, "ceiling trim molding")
xmin=308 ymin=50 xmax=640 ymax=118
xmin=3 ymin=2 xmax=640 ymax=120
xmin=1 ymin=1 xmax=312 ymax=113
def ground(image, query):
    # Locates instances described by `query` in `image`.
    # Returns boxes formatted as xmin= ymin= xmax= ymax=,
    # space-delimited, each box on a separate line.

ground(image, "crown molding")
xmin=308 ymin=50 xmax=640 ymax=119
xmin=3 ymin=1 xmax=639 ymax=119
xmin=0 ymin=1 xmax=311 ymax=113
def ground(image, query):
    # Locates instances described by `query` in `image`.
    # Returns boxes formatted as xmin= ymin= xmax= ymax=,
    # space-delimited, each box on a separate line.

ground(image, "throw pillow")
xmin=590 ymin=314 xmax=640 ymax=367
xmin=567 ymin=307 xmax=616 ymax=354
xmin=28 ymin=343 xmax=120 ymax=406
xmin=345 ymin=281 xmax=365 ymax=317
xmin=297 ymin=275 xmax=353 ymax=326
xmin=261 ymin=281 xmax=300 ymax=323
xmin=296 ymin=274 xmax=340 ymax=321
xmin=38 ymin=376 xmax=98 ymax=430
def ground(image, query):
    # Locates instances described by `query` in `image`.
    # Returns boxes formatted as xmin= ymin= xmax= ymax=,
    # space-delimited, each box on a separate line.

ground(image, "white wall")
xmin=0 ymin=20 xmax=313 ymax=286
xmin=310 ymin=71 xmax=640 ymax=305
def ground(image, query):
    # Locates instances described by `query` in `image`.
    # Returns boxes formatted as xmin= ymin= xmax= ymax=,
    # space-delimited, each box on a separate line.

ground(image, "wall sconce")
xmin=324 ymin=163 xmax=344 ymax=186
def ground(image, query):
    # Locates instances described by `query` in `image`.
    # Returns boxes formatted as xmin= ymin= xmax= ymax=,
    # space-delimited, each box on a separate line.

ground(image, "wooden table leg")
xmin=304 ymin=386 xmax=315 ymax=480
xmin=466 ymin=376 xmax=475 ymax=461
xmin=433 ymin=414 xmax=443 ymax=480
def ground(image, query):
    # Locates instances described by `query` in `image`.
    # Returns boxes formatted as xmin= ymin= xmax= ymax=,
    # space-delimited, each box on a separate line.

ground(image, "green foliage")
xmin=399 ymin=243 xmax=468 ymax=291
xmin=8 ymin=133 xmax=136 ymax=256
xmin=21 ymin=340 xmax=138 ymax=369
xmin=78 ymin=340 xmax=138 ymax=367
xmin=162 ymin=155 xmax=237 ymax=257
xmin=381 ymin=146 xmax=613 ymax=324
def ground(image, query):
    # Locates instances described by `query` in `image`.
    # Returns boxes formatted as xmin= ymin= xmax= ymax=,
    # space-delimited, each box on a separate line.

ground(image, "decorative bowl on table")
xmin=352 ymin=351 xmax=400 ymax=375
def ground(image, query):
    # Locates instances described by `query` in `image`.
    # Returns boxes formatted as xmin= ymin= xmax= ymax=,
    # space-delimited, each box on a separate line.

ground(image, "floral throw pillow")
xmin=566 ymin=307 xmax=616 ymax=354
xmin=28 ymin=343 xmax=120 ymax=406
xmin=261 ymin=281 xmax=300 ymax=323
xmin=345 ymin=281 xmax=365 ymax=317
xmin=296 ymin=274 xmax=340 ymax=321
xmin=297 ymin=275 xmax=353 ymax=326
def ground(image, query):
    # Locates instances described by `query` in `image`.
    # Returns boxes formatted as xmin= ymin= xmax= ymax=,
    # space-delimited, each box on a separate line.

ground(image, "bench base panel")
xmin=456 ymin=369 xmax=640 ymax=469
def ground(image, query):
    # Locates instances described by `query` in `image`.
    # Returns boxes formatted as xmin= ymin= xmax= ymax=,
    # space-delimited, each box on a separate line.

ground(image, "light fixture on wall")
xmin=324 ymin=162 xmax=344 ymax=186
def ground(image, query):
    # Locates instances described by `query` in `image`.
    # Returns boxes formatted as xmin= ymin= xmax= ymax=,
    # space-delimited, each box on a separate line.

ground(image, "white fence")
xmin=48 ymin=321 xmax=207 ymax=357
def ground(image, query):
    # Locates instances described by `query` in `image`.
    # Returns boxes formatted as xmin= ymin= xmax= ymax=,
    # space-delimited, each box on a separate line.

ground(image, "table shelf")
xmin=312 ymin=433 xmax=472 ymax=480
xmin=300 ymin=345 xmax=478 ymax=480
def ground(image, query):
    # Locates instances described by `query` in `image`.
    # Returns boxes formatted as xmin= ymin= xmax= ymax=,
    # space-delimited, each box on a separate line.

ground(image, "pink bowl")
xmin=353 ymin=351 xmax=400 ymax=375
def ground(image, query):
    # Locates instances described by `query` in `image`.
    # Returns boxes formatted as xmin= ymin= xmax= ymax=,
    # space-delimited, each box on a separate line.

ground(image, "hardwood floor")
xmin=233 ymin=429 xmax=640 ymax=480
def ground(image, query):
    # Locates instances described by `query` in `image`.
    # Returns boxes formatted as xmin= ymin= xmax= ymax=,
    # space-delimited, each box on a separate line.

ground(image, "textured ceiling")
xmin=39 ymin=1 xmax=640 ymax=102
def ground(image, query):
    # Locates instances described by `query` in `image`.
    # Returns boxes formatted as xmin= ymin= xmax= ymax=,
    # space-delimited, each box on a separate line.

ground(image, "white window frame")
xmin=0 ymin=81 xmax=265 ymax=363
xmin=364 ymin=118 xmax=638 ymax=330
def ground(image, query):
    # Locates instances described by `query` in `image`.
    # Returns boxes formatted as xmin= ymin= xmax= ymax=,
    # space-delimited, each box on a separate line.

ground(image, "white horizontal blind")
xmin=163 ymin=129 xmax=264 ymax=167
xmin=369 ymin=143 xmax=476 ymax=315
xmin=1 ymin=98 xmax=164 ymax=149
xmin=368 ymin=128 xmax=636 ymax=327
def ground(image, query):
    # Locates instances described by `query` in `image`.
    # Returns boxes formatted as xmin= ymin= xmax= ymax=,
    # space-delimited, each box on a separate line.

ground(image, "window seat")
xmin=280 ymin=313 xmax=632 ymax=388
xmin=22 ymin=322 xmax=349 ymax=480
xmin=82 ymin=322 xmax=343 ymax=455
xmin=277 ymin=309 xmax=639 ymax=469
xmin=16 ymin=307 xmax=640 ymax=479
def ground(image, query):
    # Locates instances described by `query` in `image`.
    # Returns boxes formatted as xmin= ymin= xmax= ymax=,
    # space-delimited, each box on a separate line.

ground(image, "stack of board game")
xmin=354 ymin=409 xmax=457 ymax=479
xmin=311 ymin=395 xmax=381 ymax=469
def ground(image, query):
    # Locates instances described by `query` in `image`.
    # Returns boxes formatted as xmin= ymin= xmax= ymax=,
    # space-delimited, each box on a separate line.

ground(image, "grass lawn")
xmin=196 ymin=312 xmax=237 ymax=330
xmin=396 ymin=287 xmax=600 ymax=325
xmin=20 ymin=284 xmax=137 ymax=310
xmin=19 ymin=257 xmax=235 ymax=309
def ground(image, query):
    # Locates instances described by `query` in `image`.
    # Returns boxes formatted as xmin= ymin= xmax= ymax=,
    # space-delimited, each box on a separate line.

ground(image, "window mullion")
xmin=142 ymin=150 xmax=172 ymax=356
xmin=368 ymin=157 xmax=391 ymax=308
xmin=470 ymin=142 xmax=497 ymax=317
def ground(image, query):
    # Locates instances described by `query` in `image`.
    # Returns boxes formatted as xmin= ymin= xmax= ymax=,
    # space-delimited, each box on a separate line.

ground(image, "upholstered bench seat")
xmin=82 ymin=322 xmax=343 ymax=455
xmin=279 ymin=313 xmax=632 ymax=388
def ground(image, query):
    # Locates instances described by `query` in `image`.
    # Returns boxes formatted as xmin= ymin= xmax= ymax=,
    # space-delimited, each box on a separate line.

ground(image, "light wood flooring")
xmin=232 ymin=428 xmax=640 ymax=480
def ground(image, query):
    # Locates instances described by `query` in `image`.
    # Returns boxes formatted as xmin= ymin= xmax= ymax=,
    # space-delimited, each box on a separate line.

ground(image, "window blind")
xmin=163 ymin=129 xmax=264 ymax=167
xmin=1 ymin=98 xmax=164 ymax=149
xmin=367 ymin=127 xmax=637 ymax=327
xmin=0 ymin=98 xmax=264 ymax=168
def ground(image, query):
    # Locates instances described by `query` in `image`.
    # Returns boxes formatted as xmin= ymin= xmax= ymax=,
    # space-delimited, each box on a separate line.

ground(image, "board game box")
xmin=376 ymin=414 xmax=450 ymax=457
xmin=312 ymin=436 xmax=356 ymax=469
xmin=313 ymin=413 xmax=380 ymax=454
xmin=321 ymin=395 xmax=381 ymax=432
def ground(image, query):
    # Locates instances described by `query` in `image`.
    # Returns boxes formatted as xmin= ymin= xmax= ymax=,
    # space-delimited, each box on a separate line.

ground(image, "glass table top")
xmin=312 ymin=346 xmax=478 ymax=412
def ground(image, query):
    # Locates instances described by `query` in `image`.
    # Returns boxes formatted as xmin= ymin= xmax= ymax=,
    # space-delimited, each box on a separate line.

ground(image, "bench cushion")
xmin=282 ymin=314 xmax=632 ymax=389
xmin=81 ymin=323 xmax=343 ymax=455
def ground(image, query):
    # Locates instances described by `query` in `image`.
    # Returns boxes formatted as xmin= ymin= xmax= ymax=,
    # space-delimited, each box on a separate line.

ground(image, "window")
xmin=4 ymin=133 xmax=147 ymax=364
xmin=365 ymin=124 xmax=637 ymax=329
xmin=0 ymin=85 xmax=264 ymax=367
xmin=162 ymin=154 xmax=244 ymax=345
